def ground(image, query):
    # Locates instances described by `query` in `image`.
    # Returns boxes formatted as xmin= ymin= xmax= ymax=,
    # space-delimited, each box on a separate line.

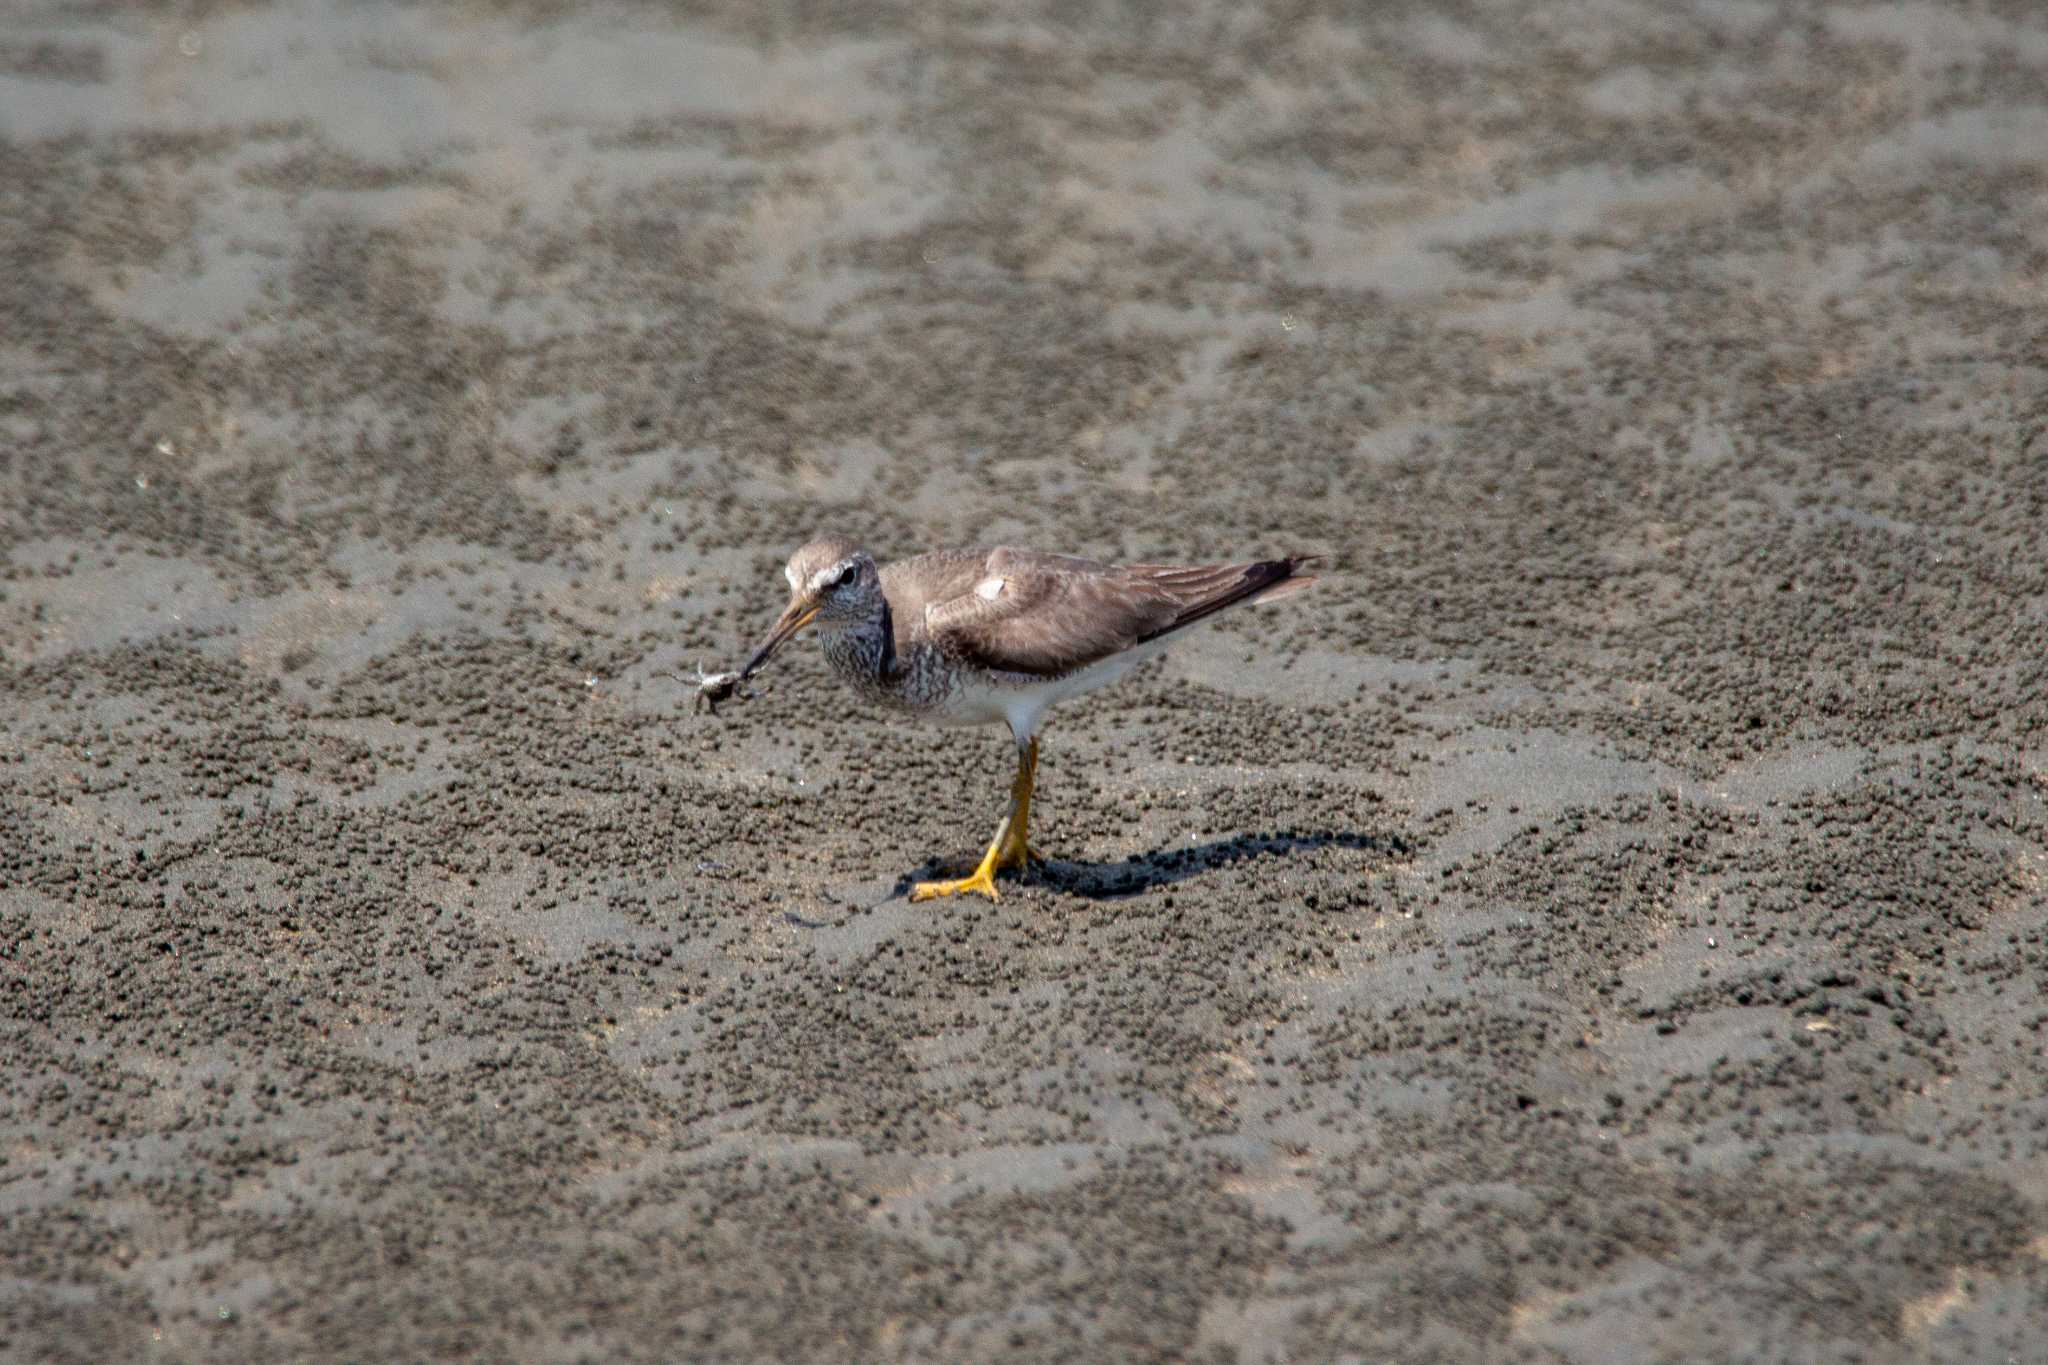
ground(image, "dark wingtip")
xmin=1140 ymin=553 xmax=1325 ymax=641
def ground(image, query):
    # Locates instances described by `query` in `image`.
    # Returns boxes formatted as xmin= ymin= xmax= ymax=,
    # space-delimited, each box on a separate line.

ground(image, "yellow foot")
xmin=910 ymin=865 xmax=1001 ymax=903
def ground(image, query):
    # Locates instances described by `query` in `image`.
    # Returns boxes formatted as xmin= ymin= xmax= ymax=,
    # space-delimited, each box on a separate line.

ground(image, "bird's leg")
xmin=910 ymin=737 xmax=1037 ymax=902
xmin=994 ymin=737 xmax=1043 ymax=870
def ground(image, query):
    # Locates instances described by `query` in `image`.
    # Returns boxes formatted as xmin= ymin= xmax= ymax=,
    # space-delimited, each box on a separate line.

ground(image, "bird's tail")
xmin=1131 ymin=554 xmax=1324 ymax=643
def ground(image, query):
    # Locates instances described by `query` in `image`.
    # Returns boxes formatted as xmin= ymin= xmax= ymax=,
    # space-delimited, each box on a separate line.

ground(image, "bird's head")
xmin=739 ymin=536 xmax=881 ymax=678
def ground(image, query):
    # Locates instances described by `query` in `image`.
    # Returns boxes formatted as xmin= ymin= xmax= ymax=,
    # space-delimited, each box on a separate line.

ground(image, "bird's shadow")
xmin=889 ymin=828 xmax=1407 ymax=903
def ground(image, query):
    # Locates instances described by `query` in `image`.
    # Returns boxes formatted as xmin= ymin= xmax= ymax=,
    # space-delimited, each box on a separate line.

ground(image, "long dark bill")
xmin=739 ymin=600 xmax=819 ymax=680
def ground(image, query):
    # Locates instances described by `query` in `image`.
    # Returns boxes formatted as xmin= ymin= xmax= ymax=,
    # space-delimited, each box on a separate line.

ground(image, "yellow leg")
xmin=995 ymin=737 xmax=1042 ymax=870
xmin=912 ymin=737 xmax=1041 ymax=902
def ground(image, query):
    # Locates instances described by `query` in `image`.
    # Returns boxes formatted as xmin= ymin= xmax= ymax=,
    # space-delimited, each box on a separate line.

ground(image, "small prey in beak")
xmin=688 ymin=596 xmax=820 ymax=714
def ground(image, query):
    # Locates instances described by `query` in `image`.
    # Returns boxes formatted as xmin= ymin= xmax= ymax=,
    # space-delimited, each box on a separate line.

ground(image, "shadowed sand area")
xmin=3 ymin=2 xmax=2046 ymax=1360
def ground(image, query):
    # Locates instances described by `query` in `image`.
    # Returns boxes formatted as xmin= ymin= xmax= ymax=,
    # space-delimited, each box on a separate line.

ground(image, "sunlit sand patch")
xmin=1899 ymin=1266 xmax=1970 ymax=1338
xmin=1508 ymin=1285 xmax=1575 ymax=1338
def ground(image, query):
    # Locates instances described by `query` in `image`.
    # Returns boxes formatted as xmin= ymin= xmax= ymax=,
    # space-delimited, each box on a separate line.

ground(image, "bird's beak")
xmin=739 ymin=598 xmax=819 ymax=679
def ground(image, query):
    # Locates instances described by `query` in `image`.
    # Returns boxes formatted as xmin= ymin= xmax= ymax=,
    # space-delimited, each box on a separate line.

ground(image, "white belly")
xmin=926 ymin=640 xmax=1167 ymax=738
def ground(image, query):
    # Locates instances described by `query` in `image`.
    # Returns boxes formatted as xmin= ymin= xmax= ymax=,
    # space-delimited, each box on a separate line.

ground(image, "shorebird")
xmin=719 ymin=537 xmax=1321 ymax=902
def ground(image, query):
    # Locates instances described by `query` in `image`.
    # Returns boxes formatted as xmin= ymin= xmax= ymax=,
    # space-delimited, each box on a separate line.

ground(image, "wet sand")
xmin=3 ymin=2 xmax=2046 ymax=1360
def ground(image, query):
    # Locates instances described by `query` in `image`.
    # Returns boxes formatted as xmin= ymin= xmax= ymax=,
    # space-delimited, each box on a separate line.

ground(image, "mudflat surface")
xmin=4 ymin=2 xmax=2047 ymax=1361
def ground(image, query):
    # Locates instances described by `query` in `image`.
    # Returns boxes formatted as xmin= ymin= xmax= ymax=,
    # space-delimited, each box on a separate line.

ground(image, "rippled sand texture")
xmin=4 ymin=3 xmax=2046 ymax=1361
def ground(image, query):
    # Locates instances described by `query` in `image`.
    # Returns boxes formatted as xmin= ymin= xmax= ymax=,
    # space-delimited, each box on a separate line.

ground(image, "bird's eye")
xmin=834 ymin=565 xmax=857 ymax=588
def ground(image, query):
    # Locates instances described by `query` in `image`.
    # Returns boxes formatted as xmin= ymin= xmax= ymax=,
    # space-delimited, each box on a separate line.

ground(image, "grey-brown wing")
xmin=877 ymin=548 xmax=1004 ymax=659
xmin=922 ymin=547 xmax=1183 ymax=678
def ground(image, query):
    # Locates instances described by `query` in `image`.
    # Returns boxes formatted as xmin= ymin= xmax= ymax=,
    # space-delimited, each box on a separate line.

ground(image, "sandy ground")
xmin=4 ymin=2 xmax=2047 ymax=1361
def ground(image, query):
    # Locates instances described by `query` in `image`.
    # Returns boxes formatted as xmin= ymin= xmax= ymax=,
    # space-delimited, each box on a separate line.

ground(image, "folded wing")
xmin=925 ymin=546 xmax=1319 ymax=679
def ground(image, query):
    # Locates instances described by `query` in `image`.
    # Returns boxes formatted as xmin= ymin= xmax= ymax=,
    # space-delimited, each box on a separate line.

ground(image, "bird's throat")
xmin=822 ymin=600 xmax=894 ymax=685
